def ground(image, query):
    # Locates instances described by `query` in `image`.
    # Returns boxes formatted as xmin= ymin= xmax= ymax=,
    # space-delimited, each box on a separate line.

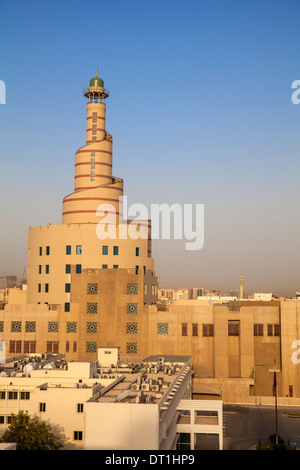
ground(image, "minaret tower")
xmin=240 ymin=273 xmax=244 ymax=300
xmin=62 ymin=67 xmax=123 ymax=224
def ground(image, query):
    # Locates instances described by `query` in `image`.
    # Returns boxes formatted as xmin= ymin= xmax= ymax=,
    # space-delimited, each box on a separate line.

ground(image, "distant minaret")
xmin=240 ymin=273 xmax=243 ymax=300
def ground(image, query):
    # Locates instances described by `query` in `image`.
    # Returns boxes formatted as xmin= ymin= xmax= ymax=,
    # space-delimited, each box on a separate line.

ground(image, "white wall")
xmin=84 ymin=402 xmax=159 ymax=450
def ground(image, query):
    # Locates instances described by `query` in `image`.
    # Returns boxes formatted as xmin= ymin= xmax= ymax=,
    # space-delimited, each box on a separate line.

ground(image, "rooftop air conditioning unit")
xmin=151 ymin=384 xmax=160 ymax=392
xmin=141 ymin=383 xmax=150 ymax=391
xmin=131 ymin=383 xmax=140 ymax=391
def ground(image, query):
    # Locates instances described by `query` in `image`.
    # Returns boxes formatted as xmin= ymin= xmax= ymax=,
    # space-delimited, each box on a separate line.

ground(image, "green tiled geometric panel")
xmin=0 ymin=321 xmax=3 ymax=332
xmin=127 ymin=283 xmax=138 ymax=295
xmin=87 ymin=283 xmax=98 ymax=295
xmin=25 ymin=321 xmax=36 ymax=333
xmin=86 ymin=341 xmax=97 ymax=353
xmin=86 ymin=322 xmax=97 ymax=334
xmin=67 ymin=322 xmax=77 ymax=333
xmin=127 ymin=303 xmax=138 ymax=315
xmin=48 ymin=321 xmax=59 ymax=333
xmin=126 ymin=322 xmax=138 ymax=334
xmin=11 ymin=321 xmax=21 ymax=333
xmin=157 ymin=323 xmax=168 ymax=335
xmin=126 ymin=342 xmax=137 ymax=354
xmin=87 ymin=302 xmax=98 ymax=314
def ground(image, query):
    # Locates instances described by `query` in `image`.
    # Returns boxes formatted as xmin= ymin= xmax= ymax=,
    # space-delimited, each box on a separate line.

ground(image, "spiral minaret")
xmin=62 ymin=67 xmax=123 ymax=225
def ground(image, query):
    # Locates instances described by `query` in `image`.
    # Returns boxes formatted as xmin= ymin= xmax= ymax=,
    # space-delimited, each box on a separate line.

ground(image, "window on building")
xmin=24 ymin=341 xmax=36 ymax=354
xmin=74 ymin=431 xmax=83 ymax=441
xmin=267 ymin=324 xmax=273 ymax=336
xmin=228 ymin=321 xmax=240 ymax=337
xmin=66 ymin=264 xmax=71 ymax=274
xmin=113 ymin=246 xmax=119 ymax=255
xmin=192 ymin=323 xmax=198 ymax=336
xmin=38 ymin=284 xmax=41 ymax=293
xmin=20 ymin=392 xmax=30 ymax=400
xmin=91 ymin=177 xmax=95 ymax=181
xmin=66 ymin=245 xmax=71 ymax=255
xmin=113 ymin=265 xmax=118 ymax=269
xmin=39 ymin=247 xmax=42 ymax=256
xmin=76 ymin=264 xmax=81 ymax=274
xmin=0 ymin=392 xmax=5 ymax=400
xmin=102 ymin=264 xmax=108 ymax=269
xmin=92 ymin=119 xmax=97 ymax=123
xmin=73 ymin=341 xmax=77 ymax=353
xmin=65 ymin=283 xmax=71 ymax=293
xmin=8 ymin=391 xmax=18 ymax=400
xmin=76 ymin=245 xmax=82 ymax=255
xmin=92 ymin=113 xmax=97 ymax=116
xmin=135 ymin=266 xmax=139 ymax=274
xmin=135 ymin=247 xmax=139 ymax=256
xmin=203 ymin=324 xmax=214 ymax=337
xmin=92 ymin=137 xmax=96 ymax=141
xmin=45 ymin=265 xmax=49 ymax=274
xmin=46 ymin=246 xmax=50 ymax=255
xmin=65 ymin=302 xmax=70 ymax=312
xmin=66 ymin=341 xmax=70 ymax=353
xmin=39 ymin=403 xmax=46 ymax=412
xmin=77 ymin=403 xmax=84 ymax=413
xmin=47 ymin=341 xmax=59 ymax=354
xmin=39 ymin=265 xmax=42 ymax=274
xmin=0 ymin=416 xmax=4 ymax=424
xmin=91 ymin=158 xmax=95 ymax=163
xmin=274 ymin=324 xmax=280 ymax=336
xmin=181 ymin=323 xmax=188 ymax=336
xmin=102 ymin=245 xmax=108 ymax=255
xmin=45 ymin=283 xmax=49 ymax=293
xmin=254 ymin=324 xmax=264 ymax=336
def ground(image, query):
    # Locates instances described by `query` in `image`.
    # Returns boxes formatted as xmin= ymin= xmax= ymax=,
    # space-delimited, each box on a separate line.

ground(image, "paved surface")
xmin=223 ymin=404 xmax=300 ymax=450
xmin=195 ymin=404 xmax=300 ymax=450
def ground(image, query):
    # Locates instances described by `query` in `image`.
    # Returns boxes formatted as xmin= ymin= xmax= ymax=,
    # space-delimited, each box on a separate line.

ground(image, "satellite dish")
xmin=43 ymin=363 xmax=55 ymax=369
xmin=23 ymin=363 xmax=36 ymax=373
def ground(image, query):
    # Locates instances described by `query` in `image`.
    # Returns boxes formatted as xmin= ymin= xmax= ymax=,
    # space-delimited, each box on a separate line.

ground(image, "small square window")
xmin=77 ymin=403 xmax=84 ymax=413
xmin=102 ymin=245 xmax=108 ymax=255
xmin=66 ymin=245 xmax=71 ymax=255
xmin=91 ymin=158 xmax=95 ymax=163
xmin=92 ymin=113 xmax=97 ymax=117
xmin=74 ymin=431 xmax=83 ymax=441
xmin=113 ymin=265 xmax=118 ymax=269
xmin=102 ymin=264 xmax=108 ymax=269
xmin=91 ymin=177 xmax=95 ymax=181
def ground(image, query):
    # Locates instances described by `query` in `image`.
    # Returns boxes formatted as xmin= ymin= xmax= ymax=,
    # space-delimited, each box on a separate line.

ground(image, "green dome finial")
xmin=89 ymin=66 xmax=104 ymax=88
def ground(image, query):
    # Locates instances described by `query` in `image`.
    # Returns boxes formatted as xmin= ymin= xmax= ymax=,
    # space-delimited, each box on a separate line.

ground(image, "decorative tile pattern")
xmin=11 ymin=321 xmax=21 ymax=333
xmin=127 ymin=303 xmax=138 ymax=315
xmin=67 ymin=322 xmax=77 ymax=333
xmin=126 ymin=322 xmax=138 ymax=334
xmin=86 ymin=341 xmax=97 ymax=353
xmin=25 ymin=321 xmax=36 ymax=333
xmin=87 ymin=302 xmax=98 ymax=314
xmin=127 ymin=283 xmax=138 ymax=295
xmin=126 ymin=342 xmax=137 ymax=354
xmin=0 ymin=321 xmax=3 ymax=332
xmin=87 ymin=322 xmax=97 ymax=334
xmin=87 ymin=283 xmax=98 ymax=295
xmin=157 ymin=323 xmax=169 ymax=335
xmin=48 ymin=321 xmax=59 ymax=333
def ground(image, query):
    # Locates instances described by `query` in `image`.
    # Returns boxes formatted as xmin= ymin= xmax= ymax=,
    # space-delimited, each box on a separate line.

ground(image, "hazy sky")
xmin=0 ymin=0 xmax=300 ymax=296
